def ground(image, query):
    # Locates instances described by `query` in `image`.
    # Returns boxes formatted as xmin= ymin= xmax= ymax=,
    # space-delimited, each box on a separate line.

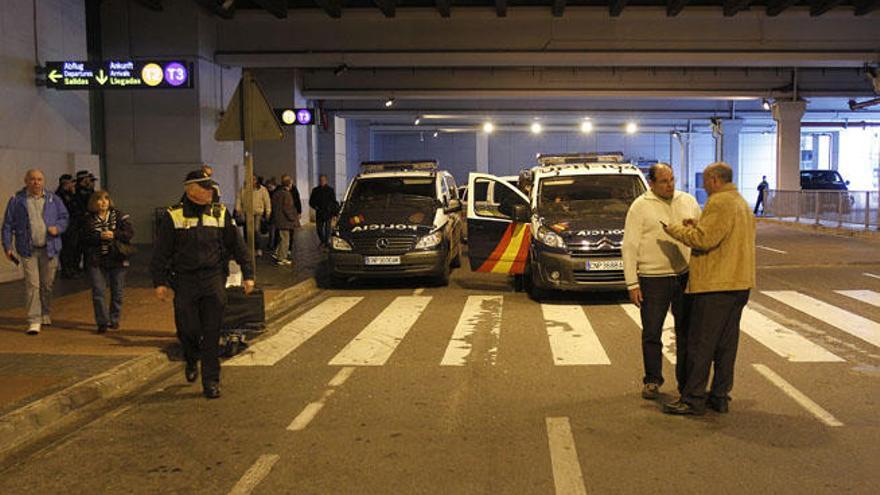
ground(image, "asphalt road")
xmin=1 ymin=223 xmax=878 ymax=494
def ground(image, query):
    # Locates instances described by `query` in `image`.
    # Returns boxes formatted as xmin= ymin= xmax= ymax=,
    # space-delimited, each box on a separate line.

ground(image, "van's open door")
xmin=466 ymin=173 xmax=531 ymax=274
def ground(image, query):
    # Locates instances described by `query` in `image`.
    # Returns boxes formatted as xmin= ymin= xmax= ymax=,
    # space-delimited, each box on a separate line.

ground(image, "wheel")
xmin=524 ymin=260 xmax=544 ymax=301
xmin=435 ymin=255 xmax=451 ymax=287
xmin=329 ymin=272 xmax=347 ymax=289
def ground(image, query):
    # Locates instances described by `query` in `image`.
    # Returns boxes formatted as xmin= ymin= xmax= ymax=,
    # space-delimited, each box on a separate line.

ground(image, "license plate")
xmin=585 ymin=259 xmax=623 ymax=271
xmin=365 ymin=256 xmax=401 ymax=266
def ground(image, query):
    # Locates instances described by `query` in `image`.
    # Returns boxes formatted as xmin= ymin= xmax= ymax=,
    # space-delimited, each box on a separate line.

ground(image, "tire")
xmin=524 ymin=260 xmax=544 ymax=301
xmin=329 ymin=272 xmax=347 ymax=289
xmin=435 ymin=254 xmax=451 ymax=287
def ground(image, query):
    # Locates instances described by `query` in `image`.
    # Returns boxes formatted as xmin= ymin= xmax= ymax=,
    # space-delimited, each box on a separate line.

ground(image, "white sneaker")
xmin=26 ymin=323 xmax=41 ymax=335
xmin=41 ymin=315 xmax=52 ymax=325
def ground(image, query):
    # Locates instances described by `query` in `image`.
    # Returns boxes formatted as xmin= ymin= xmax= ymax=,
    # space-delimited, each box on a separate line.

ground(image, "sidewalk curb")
xmin=0 ymin=276 xmax=323 ymax=465
xmin=0 ymin=350 xmax=175 ymax=464
xmin=265 ymin=277 xmax=322 ymax=322
xmin=758 ymin=217 xmax=880 ymax=241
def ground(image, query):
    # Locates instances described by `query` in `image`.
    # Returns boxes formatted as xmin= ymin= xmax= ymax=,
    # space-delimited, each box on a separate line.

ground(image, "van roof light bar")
xmin=536 ymin=152 xmax=625 ymax=166
xmin=360 ymin=160 xmax=438 ymax=173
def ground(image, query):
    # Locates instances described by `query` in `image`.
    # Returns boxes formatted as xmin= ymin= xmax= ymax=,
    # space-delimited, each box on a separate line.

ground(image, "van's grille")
xmin=572 ymin=271 xmax=626 ymax=283
xmin=566 ymin=247 xmax=621 ymax=258
xmin=350 ymin=236 xmax=416 ymax=255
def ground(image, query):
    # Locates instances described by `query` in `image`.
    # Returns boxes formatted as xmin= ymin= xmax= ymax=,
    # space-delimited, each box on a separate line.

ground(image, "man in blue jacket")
xmin=2 ymin=169 xmax=69 ymax=334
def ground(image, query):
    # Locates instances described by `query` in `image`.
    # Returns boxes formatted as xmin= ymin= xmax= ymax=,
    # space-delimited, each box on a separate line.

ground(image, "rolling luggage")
xmin=221 ymin=286 xmax=266 ymax=357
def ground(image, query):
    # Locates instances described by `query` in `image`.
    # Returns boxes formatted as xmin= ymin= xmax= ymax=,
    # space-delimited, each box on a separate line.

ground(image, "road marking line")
xmin=226 ymin=297 xmax=363 ymax=366
xmin=752 ymin=364 xmax=843 ymax=427
xmin=288 ymin=367 xmax=356 ymax=431
xmin=740 ymin=307 xmax=844 ymax=362
xmin=441 ymin=295 xmax=503 ymax=366
xmin=619 ymin=304 xmax=677 ymax=364
xmin=864 ymin=273 xmax=880 ymax=281
xmin=228 ymin=454 xmax=280 ymax=495
xmin=413 ymin=288 xmax=425 ymax=295
xmin=763 ymin=290 xmax=880 ymax=349
xmin=542 ymin=305 xmax=611 ymax=365
xmin=545 ymin=417 xmax=588 ymax=495
xmin=329 ymin=296 xmax=432 ymax=366
xmin=757 ymin=245 xmax=788 ymax=254
xmin=327 ymin=366 xmax=356 ymax=387
xmin=835 ymin=290 xmax=880 ymax=308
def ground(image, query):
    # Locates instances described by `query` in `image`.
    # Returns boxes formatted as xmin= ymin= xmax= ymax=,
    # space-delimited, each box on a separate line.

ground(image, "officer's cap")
xmin=184 ymin=170 xmax=217 ymax=190
xmin=75 ymin=170 xmax=95 ymax=180
xmin=59 ymin=174 xmax=74 ymax=183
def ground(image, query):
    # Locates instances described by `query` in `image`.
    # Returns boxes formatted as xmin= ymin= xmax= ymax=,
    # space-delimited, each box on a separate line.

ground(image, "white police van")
xmin=466 ymin=153 xmax=647 ymax=297
xmin=328 ymin=160 xmax=464 ymax=286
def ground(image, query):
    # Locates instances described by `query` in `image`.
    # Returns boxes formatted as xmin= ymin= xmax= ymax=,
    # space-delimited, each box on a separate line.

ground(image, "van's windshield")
xmin=348 ymin=177 xmax=437 ymax=206
xmin=537 ymin=175 xmax=645 ymax=215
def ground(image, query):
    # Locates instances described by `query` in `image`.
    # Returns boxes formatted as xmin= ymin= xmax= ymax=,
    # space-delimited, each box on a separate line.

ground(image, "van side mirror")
xmin=512 ymin=204 xmax=530 ymax=223
xmin=445 ymin=198 xmax=462 ymax=214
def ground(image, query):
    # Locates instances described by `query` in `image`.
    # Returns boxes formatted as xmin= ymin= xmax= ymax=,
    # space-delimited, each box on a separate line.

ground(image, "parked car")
xmin=800 ymin=169 xmax=853 ymax=214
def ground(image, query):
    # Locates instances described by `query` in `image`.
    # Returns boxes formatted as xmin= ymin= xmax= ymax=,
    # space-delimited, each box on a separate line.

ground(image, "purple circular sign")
xmin=296 ymin=109 xmax=313 ymax=125
xmin=164 ymin=62 xmax=188 ymax=87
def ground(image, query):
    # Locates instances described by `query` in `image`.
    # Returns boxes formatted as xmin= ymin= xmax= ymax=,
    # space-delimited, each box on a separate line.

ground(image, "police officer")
xmin=150 ymin=170 xmax=254 ymax=399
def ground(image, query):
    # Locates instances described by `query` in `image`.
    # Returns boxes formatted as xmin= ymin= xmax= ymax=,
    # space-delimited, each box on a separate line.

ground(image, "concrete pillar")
xmin=334 ymin=116 xmax=347 ymax=194
xmin=772 ymin=101 xmax=807 ymax=190
xmin=476 ymin=132 xmax=489 ymax=173
xmin=720 ymin=120 xmax=745 ymax=184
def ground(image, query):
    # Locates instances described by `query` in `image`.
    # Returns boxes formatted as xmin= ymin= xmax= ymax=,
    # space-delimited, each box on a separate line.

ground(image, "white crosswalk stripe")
xmin=441 ymin=295 xmax=503 ymax=366
xmin=542 ymin=304 xmax=611 ymax=365
xmin=329 ymin=296 xmax=432 ymax=366
xmin=835 ymin=290 xmax=880 ymax=308
xmin=763 ymin=290 xmax=880 ymax=349
xmin=619 ymin=304 xmax=677 ymax=364
xmin=740 ymin=307 xmax=844 ymax=362
xmin=226 ymin=297 xmax=364 ymax=367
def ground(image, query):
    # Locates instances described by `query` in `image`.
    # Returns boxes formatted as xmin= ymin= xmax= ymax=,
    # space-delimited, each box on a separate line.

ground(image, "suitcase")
xmin=222 ymin=286 xmax=266 ymax=330
xmin=220 ymin=286 xmax=266 ymax=357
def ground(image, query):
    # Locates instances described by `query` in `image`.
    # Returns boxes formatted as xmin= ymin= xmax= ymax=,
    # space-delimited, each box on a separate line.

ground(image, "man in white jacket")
xmin=235 ymin=176 xmax=272 ymax=256
xmin=622 ymin=164 xmax=701 ymax=400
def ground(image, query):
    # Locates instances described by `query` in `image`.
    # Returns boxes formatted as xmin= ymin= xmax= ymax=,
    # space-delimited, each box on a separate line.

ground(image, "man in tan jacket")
xmin=661 ymin=162 xmax=756 ymax=416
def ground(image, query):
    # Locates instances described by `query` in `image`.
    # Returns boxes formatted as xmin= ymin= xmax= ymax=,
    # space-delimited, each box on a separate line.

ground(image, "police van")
xmin=467 ymin=153 xmax=647 ymax=297
xmin=329 ymin=160 xmax=464 ymax=286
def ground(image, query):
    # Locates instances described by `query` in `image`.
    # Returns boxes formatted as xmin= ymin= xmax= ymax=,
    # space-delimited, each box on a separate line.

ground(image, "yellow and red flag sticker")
xmin=476 ymin=223 xmax=531 ymax=275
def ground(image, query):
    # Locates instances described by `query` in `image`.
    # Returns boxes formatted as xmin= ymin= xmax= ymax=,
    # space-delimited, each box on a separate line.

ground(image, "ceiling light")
xmin=482 ymin=122 xmax=495 ymax=134
xmin=414 ymin=117 xmax=421 ymax=125
xmin=762 ymin=98 xmax=771 ymax=111
xmin=433 ymin=131 xmax=439 ymax=138
xmin=626 ymin=122 xmax=638 ymax=134
xmin=671 ymin=130 xmax=681 ymax=139
xmin=580 ymin=121 xmax=593 ymax=134
xmin=530 ymin=122 xmax=543 ymax=134
xmin=384 ymin=97 xmax=395 ymax=108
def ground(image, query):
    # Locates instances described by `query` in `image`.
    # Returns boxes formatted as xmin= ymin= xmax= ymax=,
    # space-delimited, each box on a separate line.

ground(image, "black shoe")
xmin=662 ymin=400 xmax=705 ymax=416
xmin=707 ymin=396 xmax=730 ymax=414
xmin=97 ymin=325 xmax=108 ymax=334
xmin=641 ymin=383 xmax=661 ymax=400
xmin=203 ymin=382 xmax=221 ymax=399
xmin=185 ymin=361 xmax=199 ymax=383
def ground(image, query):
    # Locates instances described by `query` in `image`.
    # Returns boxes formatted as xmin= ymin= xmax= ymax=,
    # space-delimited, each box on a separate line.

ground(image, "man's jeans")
xmin=21 ymin=247 xmax=58 ymax=324
xmin=87 ymin=265 xmax=126 ymax=327
xmin=638 ymin=273 xmax=690 ymax=391
xmin=316 ymin=219 xmax=332 ymax=246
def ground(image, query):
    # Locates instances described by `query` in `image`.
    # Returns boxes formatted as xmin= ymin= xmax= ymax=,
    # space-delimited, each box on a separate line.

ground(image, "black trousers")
xmin=681 ymin=290 xmax=750 ymax=409
xmin=754 ymin=192 xmax=764 ymax=214
xmin=638 ymin=273 xmax=690 ymax=390
xmin=59 ymin=229 xmax=80 ymax=274
xmin=173 ymin=270 xmax=227 ymax=387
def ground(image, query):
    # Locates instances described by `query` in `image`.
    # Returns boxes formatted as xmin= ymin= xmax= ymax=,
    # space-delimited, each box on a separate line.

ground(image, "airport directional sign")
xmin=41 ymin=60 xmax=194 ymax=90
xmin=275 ymin=108 xmax=316 ymax=126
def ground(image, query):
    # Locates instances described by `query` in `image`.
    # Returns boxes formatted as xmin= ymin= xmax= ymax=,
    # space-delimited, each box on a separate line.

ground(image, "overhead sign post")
xmin=40 ymin=60 xmax=193 ymax=90
xmin=215 ymin=70 xmax=283 ymax=274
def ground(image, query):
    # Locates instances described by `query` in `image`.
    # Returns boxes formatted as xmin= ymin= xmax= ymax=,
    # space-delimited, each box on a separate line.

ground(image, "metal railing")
xmin=763 ymin=190 xmax=879 ymax=230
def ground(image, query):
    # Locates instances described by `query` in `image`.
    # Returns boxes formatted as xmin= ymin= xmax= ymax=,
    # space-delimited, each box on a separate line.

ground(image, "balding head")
xmin=24 ymin=169 xmax=45 ymax=196
xmin=703 ymin=162 xmax=733 ymax=195
xmin=647 ymin=163 xmax=675 ymax=200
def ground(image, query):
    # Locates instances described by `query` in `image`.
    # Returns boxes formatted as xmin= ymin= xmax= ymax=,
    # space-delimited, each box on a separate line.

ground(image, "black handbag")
xmin=112 ymin=240 xmax=138 ymax=258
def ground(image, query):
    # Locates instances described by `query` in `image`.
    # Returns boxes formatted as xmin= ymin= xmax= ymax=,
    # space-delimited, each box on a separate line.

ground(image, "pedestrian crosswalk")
xmin=228 ymin=288 xmax=880 ymax=368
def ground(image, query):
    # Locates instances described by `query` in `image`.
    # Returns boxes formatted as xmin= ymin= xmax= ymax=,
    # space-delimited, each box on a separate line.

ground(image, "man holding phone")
xmin=622 ymin=164 xmax=701 ymax=400
xmin=2 ymin=169 xmax=70 ymax=335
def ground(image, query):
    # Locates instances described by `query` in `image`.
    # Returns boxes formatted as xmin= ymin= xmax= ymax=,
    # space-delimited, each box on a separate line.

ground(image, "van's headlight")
xmin=331 ymin=236 xmax=352 ymax=251
xmin=415 ymin=231 xmax=443 ymax=250
xmin=536 ymin=225 xmax=566 ymax=249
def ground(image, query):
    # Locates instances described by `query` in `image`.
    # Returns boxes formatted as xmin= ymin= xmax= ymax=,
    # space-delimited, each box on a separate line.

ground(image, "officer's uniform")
xmin=150 ymin=179 xmax=253 ymax=393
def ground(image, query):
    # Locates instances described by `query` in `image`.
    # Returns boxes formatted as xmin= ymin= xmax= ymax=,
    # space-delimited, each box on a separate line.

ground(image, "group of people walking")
xmin=622 ymin=161 xmax=756 ymax=415
xmin=2 ymin=169 xmax=134 ymax=335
